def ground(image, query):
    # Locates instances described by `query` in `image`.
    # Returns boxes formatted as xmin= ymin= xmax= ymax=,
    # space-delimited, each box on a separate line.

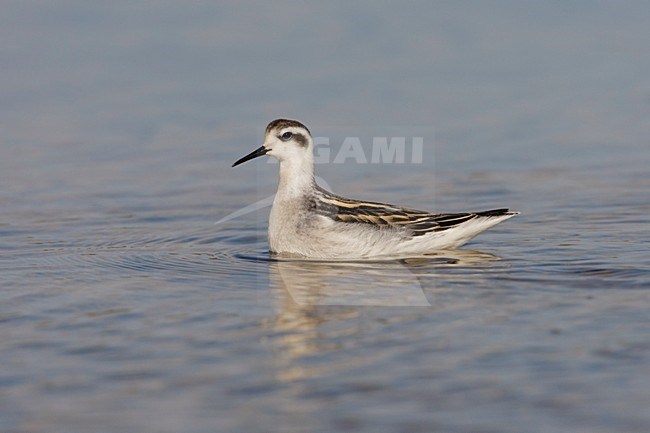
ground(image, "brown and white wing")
xmin=312 ymin=189 xmax=514 ymax=238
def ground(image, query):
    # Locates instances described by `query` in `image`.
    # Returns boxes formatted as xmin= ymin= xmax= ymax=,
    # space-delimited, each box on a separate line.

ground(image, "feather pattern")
xmin=311 ymin=185 xmax=515 ymax=238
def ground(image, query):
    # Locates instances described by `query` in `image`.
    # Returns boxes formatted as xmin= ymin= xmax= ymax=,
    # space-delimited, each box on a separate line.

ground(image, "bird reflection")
xmin=264 ymin=250 xmax=502 ymax=382
xmin=269 ymin=249 xmax=501 ymax=307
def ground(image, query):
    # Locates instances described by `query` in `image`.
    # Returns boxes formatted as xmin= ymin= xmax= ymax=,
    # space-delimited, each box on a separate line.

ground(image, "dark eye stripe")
xmin=293 ymin=133 xmax=308 ymax=147
xmin=278 ymin=131 xmax=308 ymax=147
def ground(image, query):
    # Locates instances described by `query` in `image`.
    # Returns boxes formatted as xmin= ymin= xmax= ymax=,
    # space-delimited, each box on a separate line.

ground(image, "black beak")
xmin=232 ymin=146 xmax=269 ymax=167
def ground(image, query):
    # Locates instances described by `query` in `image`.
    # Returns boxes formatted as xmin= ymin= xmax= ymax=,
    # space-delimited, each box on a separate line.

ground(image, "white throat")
xmin=276 ymin=154 xmax=314 ymax=200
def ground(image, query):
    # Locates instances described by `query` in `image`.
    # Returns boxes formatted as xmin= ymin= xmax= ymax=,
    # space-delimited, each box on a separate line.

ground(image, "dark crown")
xmin=265 ymin=119 xmax=310 ymax=135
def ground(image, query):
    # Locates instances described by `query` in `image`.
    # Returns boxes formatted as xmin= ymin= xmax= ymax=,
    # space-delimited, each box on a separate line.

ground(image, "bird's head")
xmin=232 ymin=119 xmax=313 ymax=167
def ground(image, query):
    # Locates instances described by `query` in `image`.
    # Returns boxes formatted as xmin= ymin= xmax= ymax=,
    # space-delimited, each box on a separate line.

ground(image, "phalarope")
xmin=232 ymin=119 xmax=518 ymax=259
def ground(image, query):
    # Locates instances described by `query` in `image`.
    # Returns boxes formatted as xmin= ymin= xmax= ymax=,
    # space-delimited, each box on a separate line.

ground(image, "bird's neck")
xmin=276 ymin=158 xmax=315 ymax=200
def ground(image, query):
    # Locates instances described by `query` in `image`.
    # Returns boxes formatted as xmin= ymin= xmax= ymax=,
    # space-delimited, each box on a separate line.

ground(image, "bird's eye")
xmin=281 ymin=131 xmax=293 ymax=140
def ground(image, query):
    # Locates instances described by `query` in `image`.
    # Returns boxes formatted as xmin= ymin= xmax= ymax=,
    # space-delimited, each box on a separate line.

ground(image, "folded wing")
xmin=312 ymin=187 xmax=514 ymax=237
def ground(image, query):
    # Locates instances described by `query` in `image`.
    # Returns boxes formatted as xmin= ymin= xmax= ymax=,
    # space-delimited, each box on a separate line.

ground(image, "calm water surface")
xmin=1 ymin=2 xmax=650 ymax=433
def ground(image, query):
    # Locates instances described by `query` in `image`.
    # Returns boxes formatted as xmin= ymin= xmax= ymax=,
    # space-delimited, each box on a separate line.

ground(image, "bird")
xmin=232 ymin=119 xmax=518 ymax=259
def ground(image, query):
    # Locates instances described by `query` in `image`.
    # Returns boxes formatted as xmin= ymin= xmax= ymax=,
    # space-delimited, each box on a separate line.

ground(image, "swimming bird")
xmin=232 ymin=119 xmax=518 ymax=259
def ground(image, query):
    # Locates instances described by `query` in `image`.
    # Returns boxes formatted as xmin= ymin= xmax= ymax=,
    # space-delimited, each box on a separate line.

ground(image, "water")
xmin=2 ymin=2 xmax=650 ymax=432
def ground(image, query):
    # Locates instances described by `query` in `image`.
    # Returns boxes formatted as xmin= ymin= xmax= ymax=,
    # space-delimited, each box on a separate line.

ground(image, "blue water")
xmin=1 ymin=2 xmax=649 ymax=432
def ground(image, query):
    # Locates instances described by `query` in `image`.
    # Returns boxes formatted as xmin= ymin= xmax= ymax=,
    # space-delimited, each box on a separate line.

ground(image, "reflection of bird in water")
xmin=264 ymin=250 xmax=502 ymax=382
xmin=269 ymin=249 xmax=502 ymax=306
xmin=271 ymin=259 xmax=430 ymax=307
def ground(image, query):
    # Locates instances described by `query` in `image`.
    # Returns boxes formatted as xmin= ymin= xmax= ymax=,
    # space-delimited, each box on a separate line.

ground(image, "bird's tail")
xmin=475 ymin=208 xmax=520 ymax=218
